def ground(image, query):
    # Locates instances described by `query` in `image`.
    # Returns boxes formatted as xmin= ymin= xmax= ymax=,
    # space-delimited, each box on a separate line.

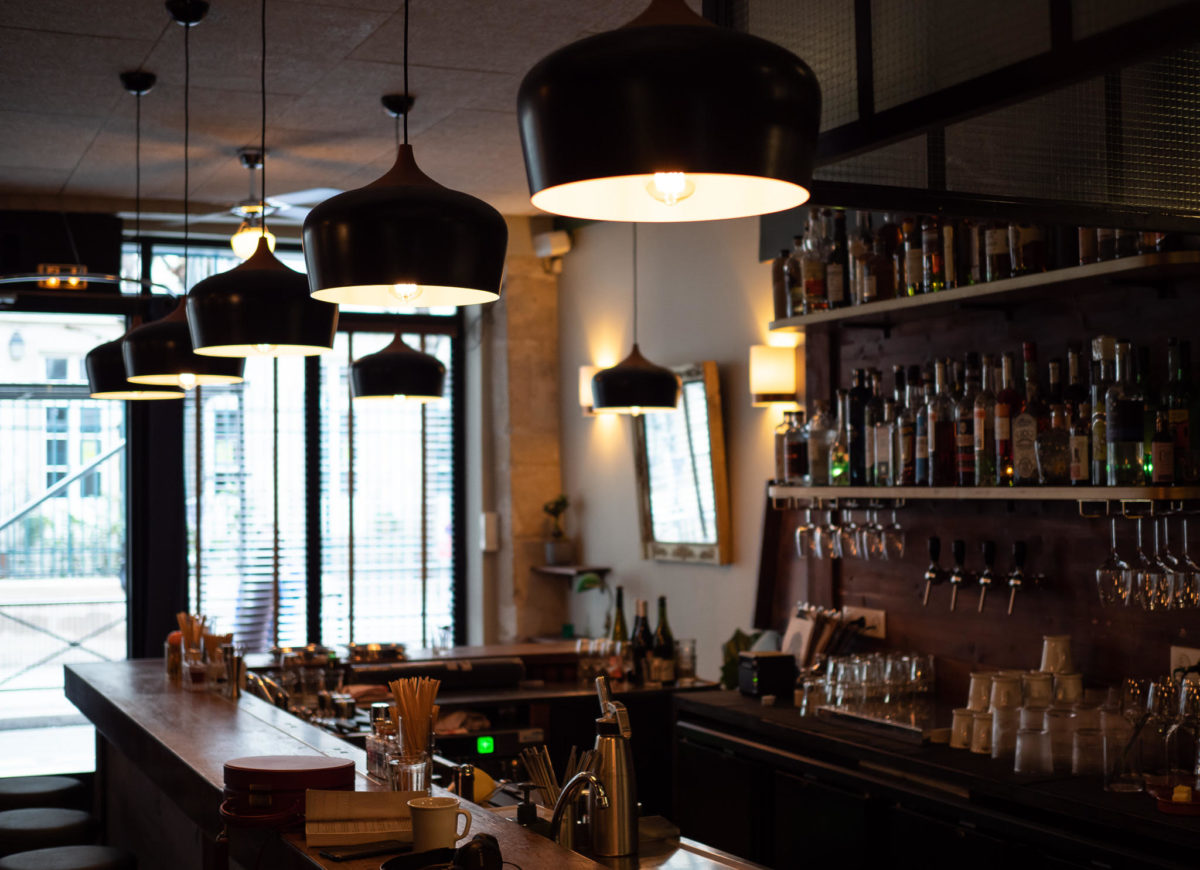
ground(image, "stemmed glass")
xmin=1123 ymin=518 xmax=1160 ymax=610
xmin=1176 ymin=518 xmax=1200 ymax=609
xmin=861 ymin=511 xmax=886 ymax=560
xmin=794 ymin=509 xmax=815 ymax=559
xmin=883 ymin=510 xmax=906 ymax=561
xmin=839 ymin=510 xmax=860 ymax=560
xmin=1096 ymin=517 xmax=1130 ymax=606
xmin=814 ymin=510 xmax=842 ymax=561
xmin=1151 ymin=519 xmax=1181 ymax=612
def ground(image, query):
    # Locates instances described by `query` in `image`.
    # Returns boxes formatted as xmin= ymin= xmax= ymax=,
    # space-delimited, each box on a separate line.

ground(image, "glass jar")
xmin=182 ymin=647 xmax=208 ymax=692
xmin=805 ymin=400 xmax=834 ymax=486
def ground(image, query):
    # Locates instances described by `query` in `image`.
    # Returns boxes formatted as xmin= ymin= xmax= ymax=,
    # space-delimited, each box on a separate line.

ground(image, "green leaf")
xmin=575 ymin=572 xmax=603 ymax=593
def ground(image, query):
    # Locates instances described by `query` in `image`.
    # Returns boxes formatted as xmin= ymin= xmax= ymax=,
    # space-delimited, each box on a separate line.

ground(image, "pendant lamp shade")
xmin=188 ymin=238 xmax=338 ymax=357
xmin=350 ymin=333 xmax=446 ymax=402
xmin=591 ymin=344 xmax=679 ymax=415
xmin=517 ymin=0 xmax=820 ymax=223
xmin=303 ymin=145 xmax=507 ymax=308
xmin=86 ymin=339 xmax=184 ymax=400
xmin=122 ymin=300 xmax=245 ymax=388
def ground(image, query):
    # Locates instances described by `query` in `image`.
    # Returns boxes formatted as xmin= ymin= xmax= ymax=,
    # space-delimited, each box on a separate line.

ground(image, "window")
xmin=174 ymin=245 xmax=463 ymax=654
xmin=0 ymin=312 xmax=129 ymax=727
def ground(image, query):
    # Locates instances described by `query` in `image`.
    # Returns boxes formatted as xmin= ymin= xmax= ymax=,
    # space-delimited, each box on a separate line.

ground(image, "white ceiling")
xmin=0 ymin=0 xmax=698 ymax=234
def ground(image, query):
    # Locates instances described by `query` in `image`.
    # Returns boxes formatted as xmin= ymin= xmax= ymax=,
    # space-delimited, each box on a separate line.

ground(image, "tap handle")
xmin=981 ymin=539 xmax=996 ymax=567
xmin=952 ymin=538 xmax=966 ymax=566
xmin=928 ymin=536 xmax=941 ymax=562
xmin=1012 ymin=540 xmax=1027 ymax=570
xmin=595 ymin=673 xmax=614 ymax=714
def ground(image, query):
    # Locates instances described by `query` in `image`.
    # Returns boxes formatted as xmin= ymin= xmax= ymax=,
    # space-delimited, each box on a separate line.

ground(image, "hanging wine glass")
xmin=794 ymin=509 xmax=815 ymax=559
xmin=1096 ymin=516 xmax=1130 ymax=607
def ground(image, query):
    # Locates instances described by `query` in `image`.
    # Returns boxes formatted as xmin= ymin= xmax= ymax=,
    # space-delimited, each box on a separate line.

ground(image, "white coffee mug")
xmin=1039 ymin=635 xmax=1073 ymax=674
xmin=408 ymin=796 xmax=472 ymax=852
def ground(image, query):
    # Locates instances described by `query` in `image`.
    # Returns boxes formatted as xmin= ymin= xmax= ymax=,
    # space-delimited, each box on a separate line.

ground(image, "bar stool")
xmin=0 ymin=846 xmax=134 ymax=870
xmin=0 ymin=809 xmax=92 ymax=857
xmin=0 ymin=780 xmax=86 ymax=813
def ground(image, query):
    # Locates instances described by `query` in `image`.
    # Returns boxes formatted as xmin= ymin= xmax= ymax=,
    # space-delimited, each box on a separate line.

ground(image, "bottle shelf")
xmin=768 ymin=251 xmax=1200 ymax=332
xmin=767 ymin=484 xmax=1200 ymax=503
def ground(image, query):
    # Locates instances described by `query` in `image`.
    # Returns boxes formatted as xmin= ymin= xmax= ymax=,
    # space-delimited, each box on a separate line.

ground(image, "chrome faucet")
xmin=549 ymin=675 xmax=638 ymax=857
xmin=549 ymin=771 xmax=608 ymax=852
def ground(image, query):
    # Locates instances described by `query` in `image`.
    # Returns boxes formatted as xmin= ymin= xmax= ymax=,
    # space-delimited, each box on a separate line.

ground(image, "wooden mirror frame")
xmin=632 ymin=360 xmax=731 ymax=565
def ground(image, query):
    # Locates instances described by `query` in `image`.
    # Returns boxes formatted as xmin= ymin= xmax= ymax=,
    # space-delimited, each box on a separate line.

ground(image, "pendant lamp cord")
xmin=259 ymin=0 xmax=268 ymax=235
xmin=182 ymin=19 xmax=190 ymax=289
xmin=632 ymin=223 xmax=639 ymax=346
xmin=135 ymin=85 xmax=142 ymax=285
xmin=403 ymin=0 xmax=409 ymax=145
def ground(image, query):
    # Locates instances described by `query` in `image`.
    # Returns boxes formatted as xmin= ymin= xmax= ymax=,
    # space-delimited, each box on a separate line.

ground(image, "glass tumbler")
xmin=1072 ymin=728 xmax=1106 ymax=775
xmin=1014 ymin=728 xmax=1053 ymax=775
xmin=674 ymin=638 xmax=697 ymax=685
xmin=950 ymin=708 xmax=973 ymax=750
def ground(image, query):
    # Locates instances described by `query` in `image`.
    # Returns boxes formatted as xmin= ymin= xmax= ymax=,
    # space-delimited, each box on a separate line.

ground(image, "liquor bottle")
xmin=825 ymin=209 xmax=849 ymax=309
xmin=1078 ymin=228 xmax=1098 ymax=265
xmin=1091 ymin=337 xmax=1116 ymax=485
xmin=1035 ymin=406 xmax=1071 ymax=485
xmin=829 ymin=389 xmax=851 ymax=486
xmin=1064 ymin=343 xmax=1090 ymax=426
xmin=876 ymin=400 xmax=895 ymax=486
xmin=611 ymin=586 xmax=629 ymax=643
xmin=802 ymin=214 xmax=827 ymax=312
xmin=1137 ymin=345 xmax=1158 ymax=477
xmin=782 ymin=410 xmax=808 ymax=484
xmin=913 ymin=369 xmax=931 ymax=486
xmin=926 ymin=359 xmax=957 ymax=486
xmin=955 ymin=353 xmax=981 ymax=486
xmin=1097 ymin=228 xmax=1116 ymax=261
xmin=865 ymin=235 xmax=894 ymax=301
xmin=630 ymin=599 xmax=653 ymax=686
xmin=985 ymin=222 xmax=1012 ymax=281
xmin=863 ymin=370 xmax=883 ymax=485
xmin=806 ymin=400 xmax=834 ymax=486
xmin=1106 ymin=341 xmax=1145 ymax=485
xmin=1008 ymin=222 xmax=1026 ymax=275
xmin=921 ymin=215 xmax=944 ymax=293
xmin=1009 ymin=223 xmax=1046 ymax=275
xmin=1166 ymin=337 xmax=1195 ymax=483
xmin=1115 ymin=228 xmax=1138 ymax=258
xmin=1151 ymin=410 xmax=1175 ymax=485
xmin=774 ymin=412 xmax=792 ymax=482
xmin=1013 ymin=342 xmax=1048 ymax=486
xmin=848 ymin=370 xmax=870 ymax=486
xmin=877 ymin=213 xmax=903 ymax=264
xmin=1139 ymin=231 xmax=1164 ymax=254
xmin=771 ymin=249 xmax=791 ymax=320
xmin=848 ymin=211 xmax=873 ymax=305
xmin=969 ymin=220 xmax=984 ymax=284
xmin=974 ymin=354 xmax=998 ymax=486
xmin=1047 ymin=358 xmax=1065 ymax=419
xmin=903 ymin=218 xmax=923 ymax=296
xmin=1069 ymin=404 xmax=1090 ymax=486
xmin=942 ymin=218 xmax=964 ymax=289
xmin=897 ymin=366 xmax=920 ymax=485
xmin=994 ymin=352 xmax=1020 ymax=486
xmin=650 ymin=596 xmax=675 ymax=685
xmin=784 ymin=235 xmax=805 ymax=315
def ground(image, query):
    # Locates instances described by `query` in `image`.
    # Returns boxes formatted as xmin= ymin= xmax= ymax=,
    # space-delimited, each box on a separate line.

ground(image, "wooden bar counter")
xmin=64 ymin=660 xmax=603 ymax=870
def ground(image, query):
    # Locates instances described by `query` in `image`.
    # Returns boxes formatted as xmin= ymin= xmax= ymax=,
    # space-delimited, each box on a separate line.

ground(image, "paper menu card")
xmin=304 ymin=789 xmax=419 ymax=846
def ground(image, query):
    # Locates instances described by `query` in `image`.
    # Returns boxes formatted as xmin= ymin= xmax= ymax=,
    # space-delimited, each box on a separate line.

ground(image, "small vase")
xmin=545 ymin=538 xmax=575 ymax=566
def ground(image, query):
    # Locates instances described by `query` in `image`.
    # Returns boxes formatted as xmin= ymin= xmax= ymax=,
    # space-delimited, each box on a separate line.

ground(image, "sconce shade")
xmin=86 ymin=338 xmax=184 ymax=400
xmin=350 ymin=333 xmax=446 ymax=402
xmin=578 ymin=365 xmax=600 ymax=410
xmin=187 ymin=237 xmax=338 ymax=357
xmin=122 ymin=300 xmax=245 ymax=387
xmin=517 ymin=0 xmax=820 ymax=222
xmin=591 ymin=344 xmax=679 ymax=415
xmin=749 ymin=344 xmax=798 ymax=406
xmin=303 ymin=145 xmax=507 ymax=308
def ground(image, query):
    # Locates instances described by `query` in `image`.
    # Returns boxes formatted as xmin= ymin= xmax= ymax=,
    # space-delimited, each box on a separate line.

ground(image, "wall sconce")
xmin=749 ymin=345 xmax=798 ymax=407
xmin=578 ymin=365 xmax=599 ymax=416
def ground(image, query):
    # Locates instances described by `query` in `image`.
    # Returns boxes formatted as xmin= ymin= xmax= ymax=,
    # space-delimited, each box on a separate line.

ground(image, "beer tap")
xmin=976 ymin=540 xmax=997 ymax=613
xmin=948 ymin=539 xmax=968 ymax=612
xmin=922 ymin=536 xmax=945 ymax=606
xmin=1006 ymin=540 xmax=1027 ymax=615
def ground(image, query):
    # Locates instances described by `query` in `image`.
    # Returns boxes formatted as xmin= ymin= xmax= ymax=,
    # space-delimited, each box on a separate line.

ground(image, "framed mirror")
xmin=632 ymin=361 xmax=731 ymax=564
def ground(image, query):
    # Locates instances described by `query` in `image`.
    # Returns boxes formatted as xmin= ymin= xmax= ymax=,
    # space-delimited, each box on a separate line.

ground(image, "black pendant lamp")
xmin=303 ymin=0 xmax=507 ymax=308
xmin=85 ymin=70 xmax=184 ymax=401
xmin=591 ymin=225 xmax=679 ymax=415
xmin=122 ymin=0 xmax=245 ymax=389
xmin=187 ymin=0 xmax=337 ymax=358
xmin=350 ymin=333 xmax=446 ymax=402
xmin=518 ymin=0 xmax=821 ymax=223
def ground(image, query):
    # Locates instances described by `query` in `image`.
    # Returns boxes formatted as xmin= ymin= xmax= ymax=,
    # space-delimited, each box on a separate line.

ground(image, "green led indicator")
xmin=476 ymin=735 xmax=495 ymax=755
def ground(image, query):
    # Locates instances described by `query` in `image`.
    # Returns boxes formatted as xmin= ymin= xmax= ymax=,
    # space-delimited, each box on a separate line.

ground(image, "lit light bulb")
xmin=178 ymin=372 xmax=198 ymax=390
xmin=648 ymin=172 xmax=694 ymax=206
xmin=389 ymin=283 xmax=422 ymax=303
xmin=630 ymin=406 xmax=644 ymax=417
xmin=254 ymin=343 xmax=277 ymax=354
xmin=230 ymin=223 xmax=276 ymax=260
xmin=46 ymin=277 xmax=60 ymax=288
xmin=66 ymin=277 xmax=80 ymax=287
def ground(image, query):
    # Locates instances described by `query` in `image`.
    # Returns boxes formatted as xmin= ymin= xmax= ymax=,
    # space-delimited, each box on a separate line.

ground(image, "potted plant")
xmin=543 ymin=494 xmax=575 ymax=565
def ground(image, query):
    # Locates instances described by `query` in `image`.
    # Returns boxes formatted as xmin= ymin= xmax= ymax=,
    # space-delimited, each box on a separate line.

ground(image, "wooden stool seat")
xmin=0 ymin=846 xmax=134 ymax=870
xmin=0 ymin=810 xmax=92 ymax=858
xmin=0 ymin=780 xmax=85 ymax=813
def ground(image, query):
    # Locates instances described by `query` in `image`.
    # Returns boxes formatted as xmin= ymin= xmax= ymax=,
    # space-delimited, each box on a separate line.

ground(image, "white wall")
xmin=557 ymin=218 xmax=784 ymax=680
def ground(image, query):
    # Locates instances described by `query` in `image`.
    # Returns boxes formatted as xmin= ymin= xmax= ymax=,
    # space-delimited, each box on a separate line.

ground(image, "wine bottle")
xmin=650 ymin=596 xmax=676 ymax=686
xmin=630 ymin=599 xmax=653 ymax=686
xmin=611 ymin=586 xmax=628 ymax=643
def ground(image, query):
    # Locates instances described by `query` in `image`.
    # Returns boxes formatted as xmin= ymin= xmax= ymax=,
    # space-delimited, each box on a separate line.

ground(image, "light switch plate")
xmin=842 ymin=606 xmax=886 ymax=640
xmin=1170 ymin=645 xmax=1200 ymax=673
